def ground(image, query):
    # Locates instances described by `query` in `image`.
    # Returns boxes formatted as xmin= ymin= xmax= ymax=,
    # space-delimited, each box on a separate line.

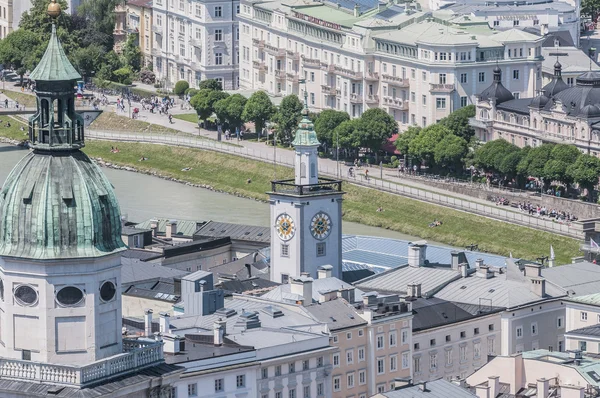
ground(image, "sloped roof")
xmin=121 ymin=257 xmax=188 ymax=284
xmin=262 ymin=276 xmax=364 ymax=303
xmin=411 ymin=297 xmax=503 ymax=331
xmin=304 ymin=298 xmax=367 ymax=331
xmin=490 ymin=28 xmax=541 ymax=43
xmin=543 ymin=261 xmax=600 ymax=297
xmin=29 ymin=25 xmax=81 ymax=82
xmin=379 ymin=379 xmax=477 ymax=397
xmin=567 ymin=292 xmax=600 ymax=307
xmin=135 ymin=218 xmax=203 ymax=237
xmin=195 ymin=221 xmax=270 ymax=243
xmin=566 ymin=324 xmax=600 ymax=338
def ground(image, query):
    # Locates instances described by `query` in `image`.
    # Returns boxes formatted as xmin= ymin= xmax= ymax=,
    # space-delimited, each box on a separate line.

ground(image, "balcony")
xmin=350 ymin=93 xmax=363 ymax=103
xmin=321 ymin=85 xmax=340 ymax=96
xmin=0 ymin=339 xmax=163 ymax=388
xmin=383 ymin=96 xmax=408 ymax=110
xmin=252 ymin=38 xmax=265 ymax=49
xmin=301 ymin=56 xmax=321 ymax=68
xmin=429 ymin=83 xmax=455 ymax=93
xmin=365 ymin=71 xmax=379 ymax=81
xmin=275 ymin=69 xmax=286 ymax=79
xmin=286 ymin=50 xmax=300 ymax=60
xmin=172 ymin=54 xmax=180 ymax=62
xmin=469 ymin=117 xmax=492 ymax=130
xmin=152 ymin=25 xmax=161 ymax=33
xmin=365 ymin=94 xmax=379 ymax=104
xmin=252 ymin=60 xmax=266 ymax=72
xmin=329 ymin=65 xmax=362 ymax=80
xmin=265 ymin=44 xmax=285 ymax=57
xmin=287 ymin=73 xmax=299 ymax=83
xmin=382 ymin=74 xmax=409 ymax=87
xmin=270 ymin=178 xmax=343 ymax=196
xmin=190 ymin=39 xmax=202 ymax=48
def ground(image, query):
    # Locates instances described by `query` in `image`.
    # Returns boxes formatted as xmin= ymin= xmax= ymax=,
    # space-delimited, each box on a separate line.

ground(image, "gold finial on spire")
xmin=47 ymin=0 xmax=61 ymax=19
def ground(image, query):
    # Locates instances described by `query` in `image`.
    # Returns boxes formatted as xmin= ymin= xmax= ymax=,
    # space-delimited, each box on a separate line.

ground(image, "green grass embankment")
xmin=73 ymin=141 xmax=579 ymax=264
xmin=3 ymin=91 xmax=36 ymax=108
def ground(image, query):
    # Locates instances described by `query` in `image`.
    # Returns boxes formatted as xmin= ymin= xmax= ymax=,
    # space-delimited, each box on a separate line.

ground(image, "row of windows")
xmin=260 ymin=384 xmax=322 ymax=398
xmin=415 ymin=324 xmax=494 ymax=349
xmin=281 ymin=243 xmax=326 ymax=258
xmin=414 ymin=340 xmax=488 ymax=374
xmin=261 ymin=357 xmax=324 ymax=378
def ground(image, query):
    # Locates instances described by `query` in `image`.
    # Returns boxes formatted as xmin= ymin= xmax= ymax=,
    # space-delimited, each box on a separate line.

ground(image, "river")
xmin=0 ymin=144 xmax=423 ymax=241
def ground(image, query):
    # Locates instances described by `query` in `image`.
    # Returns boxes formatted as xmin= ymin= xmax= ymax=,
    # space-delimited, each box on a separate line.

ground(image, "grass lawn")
xmin=90 ymin=112 xmax=185 ymax=134
xmin=3 ymin=90 xmax=36 ymax=108
xmin=0 ymin=117 xmax=29 ymax=141
xmin=173 ymin=113 xmax=200 ymax=124
xmin=73 ymin=141 xmax=579 ymax=264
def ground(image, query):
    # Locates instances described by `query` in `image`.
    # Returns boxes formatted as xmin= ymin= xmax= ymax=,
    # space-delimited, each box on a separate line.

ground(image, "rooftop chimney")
xmin=489 ymin=376 xmax=500 ymax=398
xmin=418 ymin=382 xmax=427 ymax=392
xmin=561 ymin=384 xmax=585 ymax=398
xmin=475 ymin=383 xmax=490 ymax=398
xmin=408 ymin=241 xmax=427 ymax=267
xmin=525 ymin=263 xmax=542 ymax=278
xmin=451 ymin=251 xmax=460 ymax=270
xmin=407 ymin=282 xmax=422 ymax=298
xmin=162 ymin=334 xmax=183 ymax=354
xmin=214 ymin=318 xmax=226 ymax=346
xmin=159 ymin=312 xmax=171 ymax=334
xmin=530 ymin=277 xmax=546 ymax=297
xmin=318 ymin=265 xmax=333 ymax=279
xmin=144 ymin=309 xmax=153 ymax=337
xmin=290 ymin=274 xmax=313 ymax=305
xmin=537 ymin=378 xmax=549 ymax=398
xmin=476 ymin=264 xmax=493 ymax=279
xmin=393 ymin=377 xmax=412 ymax=390
xmin=150 ymin=219 xmax=159 ymax=237
xmin=165 ymin=220 xmax=177 ymax=238
xmin=459 ymin=263 xmax=469 ymax=278
xmin=353 ymin=3 xmax=360 ymax=17
xmin=245 ymin=263 xmax=252 ymax=278
xmin=337 ymin=287 xmax=355 ymax=303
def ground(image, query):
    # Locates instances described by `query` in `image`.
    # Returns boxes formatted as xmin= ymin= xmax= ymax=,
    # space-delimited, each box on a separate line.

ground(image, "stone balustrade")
xmin=0 ymin=339 xmax=163 ymax=388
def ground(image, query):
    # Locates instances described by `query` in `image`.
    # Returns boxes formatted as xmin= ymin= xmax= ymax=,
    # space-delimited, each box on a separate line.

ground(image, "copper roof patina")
xmin=291 ymin=93 xmax=320 ymax=147
xmin=29 ymin=24 xmax=81 ymax=82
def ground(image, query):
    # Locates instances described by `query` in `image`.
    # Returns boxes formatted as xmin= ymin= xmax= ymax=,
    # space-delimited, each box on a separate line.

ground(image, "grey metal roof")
xmin=543 ymin=261 xmax=600 ymax=297
xmin=209 ymin=251 xmax=271 ymax=280
xmin=542 ymin=47 xmax=600 ymax=75
xmin=262 ymin=276 xmax=365 ymax=303
xmin=355 ymin=265 xmax=461 ymax=297
xmin=567 ymin=293 xmax=600 ymax=307
xmin=195 ymin=221 xmax=270 ymax=243
xmin=304 ymin=299 xmax=367 ymax=331
xmin=496 ymin=98 xmax=533 ymax=115
xmin=121 ymin=257 xmax=188 ymax=284
xmin=435 ymin=259 xmax=566 ymax=309
xmin=566 ymin=324 xmax=600 ymax=338
xmin=411 ymin=297 xmax=503 ymax=332
xmin=379 ymin=379 xmax=477 ymax=397
xmin=135 ymin=218 xmax=203 ymax=237
xmin=217 ymin=277 xmax=280 ymax=294
xmin=121 ymin=226 xmax=150 ymax=236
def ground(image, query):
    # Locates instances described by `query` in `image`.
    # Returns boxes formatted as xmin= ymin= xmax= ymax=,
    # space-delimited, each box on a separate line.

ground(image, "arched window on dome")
xmin=300 ymin=161 xmax=306 ymax=178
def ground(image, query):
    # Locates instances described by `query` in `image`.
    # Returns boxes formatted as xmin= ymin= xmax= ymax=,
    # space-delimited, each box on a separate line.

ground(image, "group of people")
xmin=110 ymin=147 xmax=120 ymax=153
xmin=429 ymin=219 xmax=443 ymax=227
xmin=140 ymin=96 xmax=175 ymax=116
xmin=517 ymin=202 xmax=578 ymax=221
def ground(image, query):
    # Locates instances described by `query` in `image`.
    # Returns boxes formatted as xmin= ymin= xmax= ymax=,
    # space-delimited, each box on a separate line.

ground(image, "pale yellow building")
xmin=114 ymin=0 xmax=154 ymax=67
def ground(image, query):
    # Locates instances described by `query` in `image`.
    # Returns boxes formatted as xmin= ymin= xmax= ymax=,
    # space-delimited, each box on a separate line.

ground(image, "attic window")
xmin=244 ymin=232 xmax=250 ymax=235
xmin=209 ymin=228 xmax=215 ymax=231
xmin=347 ymin=313 xmax=355 ymax=319
xmin=220 ymin=230 xmax=226 ymax=233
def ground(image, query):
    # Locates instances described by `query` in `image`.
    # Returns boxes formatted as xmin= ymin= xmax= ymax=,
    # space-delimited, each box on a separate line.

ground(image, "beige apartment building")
xmin=238 ymin=0 xmax=542 ymax=130
xmin=564 ymin=293 xmax=600 ymax=354
xmin=114 ymin=0 xmax=154 ymax=67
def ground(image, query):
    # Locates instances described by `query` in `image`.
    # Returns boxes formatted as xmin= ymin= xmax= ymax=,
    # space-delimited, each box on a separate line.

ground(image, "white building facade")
xmin=238 ymin=0 xmax=542 ymax=130
xmin=152 ymin=0 xmax=240 ymax=90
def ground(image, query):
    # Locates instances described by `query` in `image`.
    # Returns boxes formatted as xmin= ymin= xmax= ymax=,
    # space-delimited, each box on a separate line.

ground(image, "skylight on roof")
xmin=460 ymin=286 xmax=467 ymax=290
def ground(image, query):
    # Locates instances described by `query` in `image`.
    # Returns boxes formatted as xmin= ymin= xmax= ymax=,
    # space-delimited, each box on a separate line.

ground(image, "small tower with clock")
xmin=269 ymin=93 xmax=344 ymax=283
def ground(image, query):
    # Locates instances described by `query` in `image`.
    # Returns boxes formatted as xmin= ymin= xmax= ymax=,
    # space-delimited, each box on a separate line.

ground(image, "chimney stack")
xmin=407 ymin=282 xmax=422 ymax=298
xmin=318 ymin=265 xmax=333 ymax=279
xmin=530 ymin=277 xmax=546 ymax=297
xmin=150 ymin=219 xmax=159 ymax=237
xmin=459 ymin=263 xmax=469 ymax=278
xmin=561 ymin=385 xmax=585 ymax=398
xmin=144 ymin=309 xmax=153 ymax=337
xmin=353 ymin=3 xmax=360 ymax=16
xmin=418 ymin=382 xmax=427 ymax=392
xmin=537 ymin=378 xmax=549 ymax=398
xmin=525 ymin=263 xmax=542 ymax=277
xmin=159 ymin=312 xmax=171 ymax=334
xmin=451 ymin=251 xmax=460 ymax=270
xmin=489 ymin=376 xmax=500 ymax=398
xmin=408 ymin=241 xmax=427 ymax=267
xmin=214 ymin=318 xmax=226 ymax=346
xmin=165 ymin=220 xmax=177 ymax=238
xmin=290 ymin=274 xmax=313 ymax=305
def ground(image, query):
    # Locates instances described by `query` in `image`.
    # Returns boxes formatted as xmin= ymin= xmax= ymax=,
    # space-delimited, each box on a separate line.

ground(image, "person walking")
xmin=168 ymin=114 xmax=173 ymax=124
xmin=365 ymin=169 xmax=369 ymax=181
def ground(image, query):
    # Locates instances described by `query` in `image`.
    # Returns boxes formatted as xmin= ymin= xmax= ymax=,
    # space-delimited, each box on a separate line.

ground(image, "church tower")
xmin=269 ymin=93 xmax=344 ymax=283
xmin=0 ymin=1 xmax=126 ymax=365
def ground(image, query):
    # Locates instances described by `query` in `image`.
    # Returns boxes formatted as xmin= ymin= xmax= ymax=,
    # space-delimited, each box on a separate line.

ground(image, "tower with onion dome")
xmin=0 ymin=0 xmax=126 ymax=365
xmin=268 ymin=91 xmax=344 ymax=282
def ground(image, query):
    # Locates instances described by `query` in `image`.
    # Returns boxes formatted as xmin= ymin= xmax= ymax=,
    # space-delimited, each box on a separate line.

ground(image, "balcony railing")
xmin=383 ymin=96 xmax=408 ymax=110
xmin=275 ymin=69 xmax=286 ymax=79
xmin=430 ymin=83 xmax=455 ymax=92
xmin=330 ymin=65 xmax=362 ymax=80
xmin=190 ymin=39 xmax=202 ymax=48
xmin=287 ymin=73 xmax=299 ymax=83
xmin=381 ymin=74 xmax=409 ymax=87
xmin=365 ymin=71 xmax=379 ymax=81
xmin=152 ymin=25 xmax=161 ymax=33
xmin=365 ymin=94 xmax=379 ymax=104
xmin=321 ymin=85 xmax=340 ymax=96
xmin=252 ymin=38 xmax=265 ymax=49
xmin=271 ymin=178 xmax=343 ymax=196
xmin=286 ymin=50 xmax=300 ymax=60
xmin=350 ymin=93 xmax=363 ymax=102
xmin=253 ymin=60 xmax=266 ymax=71
xmin=302 ymin=56 xmax=321 ymax=68
xmin=151 ymin=48 xmax=162 ymax=56
xmin=265 ymin=44 xmax=285 ymax=57
xmin=0 ymin=339 xmax=163 ymax=388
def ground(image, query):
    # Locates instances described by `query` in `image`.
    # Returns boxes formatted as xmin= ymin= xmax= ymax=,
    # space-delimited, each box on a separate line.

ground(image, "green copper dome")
xmin=29 ymin=24 xmax=81 ymax=82
xmin=291 ymin=98 xmax=320 ymax=147
xmin=0 ymin=150 xmax=126 ymax=259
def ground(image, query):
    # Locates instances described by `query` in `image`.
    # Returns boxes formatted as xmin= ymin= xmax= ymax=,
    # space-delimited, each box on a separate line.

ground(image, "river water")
xmin=0 ymin=144 xmax=422 ymax=241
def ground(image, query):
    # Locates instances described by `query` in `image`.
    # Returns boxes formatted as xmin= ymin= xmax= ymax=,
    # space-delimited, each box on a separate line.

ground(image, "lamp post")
xmin=336 ymin=128 xmax=340 ymax=178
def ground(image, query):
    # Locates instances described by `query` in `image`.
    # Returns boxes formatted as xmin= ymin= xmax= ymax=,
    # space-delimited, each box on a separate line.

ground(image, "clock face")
xmin=311 ymin=212 xmax=332 ymax=240
xmin=275 ymin=213 xmax=296 ymax=241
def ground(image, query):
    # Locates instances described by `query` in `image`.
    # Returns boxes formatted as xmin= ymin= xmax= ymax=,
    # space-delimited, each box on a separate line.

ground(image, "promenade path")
xmin=0 ymin=81 xmax=582 ymax=239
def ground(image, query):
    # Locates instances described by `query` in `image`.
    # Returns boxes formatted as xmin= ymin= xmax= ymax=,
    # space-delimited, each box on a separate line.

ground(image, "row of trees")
xmin=474 ymin=140 xmax=600 ymax=198
xmin=0 ymin=0 xmax=143 ymax=85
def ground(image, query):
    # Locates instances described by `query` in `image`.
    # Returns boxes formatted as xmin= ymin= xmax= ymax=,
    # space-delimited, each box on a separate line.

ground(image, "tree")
xmin=521 ymin=143 xmax=554 ymax=181
xmin=542 ymin=144 xmax=581 ymax=187
xmin=19 ymin=0 xmax=78 ymax=52
xmin=394 ymin=126 xmax=421 ymax=157
xmin=272 ymin=94 xmax=303 ymax=144
xmin=190 ymin=89 xmax=229 ymax=121
xmin=582 ymin=0 xmax=600 ymax=22
xmin=474 ymin=139 xmax=520 ymax=174
xmin=0 ymin=30 xmax=42 ymax=85
xmin=409 ymin=124 xmax=451 ymax=166
xmin=174 ymin=80 xmax=190 ymax=96
xmin=213 ymin=94 xmax=247 ymax=130
xmin=314 ymin=109 xmax=349 ymax=150
xmin=242 ymin=91 xmax=276 ymax=139
xmin=568 ymin=154 xmax=600 ymax=200
xmin=122 ymin=34 xmax=142 ymax=72
xmin=112 ymin=67 xmax=133 ymax=84
xmin=78 ymin=0 xmax=124 ymax=50
xmin=439 ymin=105 xmax=476 ymax=141
xmin=71 ymin=44 xmax=104 ymax=80
xmin=434 ymin=134 xmax=468 ymax=171
xmin=95 ymin=50 xmax=123 ymax=82
xmin=353 ymin=108 xmax=398 ymax=159
xmin=199 ymin=79 xmax=222 ymax=91
xmin=333 ymin=119 xmax=359 ymax=154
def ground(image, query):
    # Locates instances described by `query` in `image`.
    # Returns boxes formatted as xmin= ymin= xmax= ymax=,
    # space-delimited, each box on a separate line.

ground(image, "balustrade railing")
xmin=0 ymin=339 xmax=163 ymax=388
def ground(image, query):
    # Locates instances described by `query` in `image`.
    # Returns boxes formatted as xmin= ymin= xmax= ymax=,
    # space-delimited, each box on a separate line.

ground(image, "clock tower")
xmin=269 ymin=95 xmax=344 ymax=283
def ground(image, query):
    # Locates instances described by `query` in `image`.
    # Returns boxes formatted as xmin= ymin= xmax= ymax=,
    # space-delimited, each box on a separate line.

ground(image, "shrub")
xmin=185 ymin=88 xmax=199 ymax=97
xmin=174 ymin=80 xmax=190 ymax=96
xmin=391 ymin=155 xmax=398 ymax=163
xmin=140 ymin=69 xmax=156 ymax=85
